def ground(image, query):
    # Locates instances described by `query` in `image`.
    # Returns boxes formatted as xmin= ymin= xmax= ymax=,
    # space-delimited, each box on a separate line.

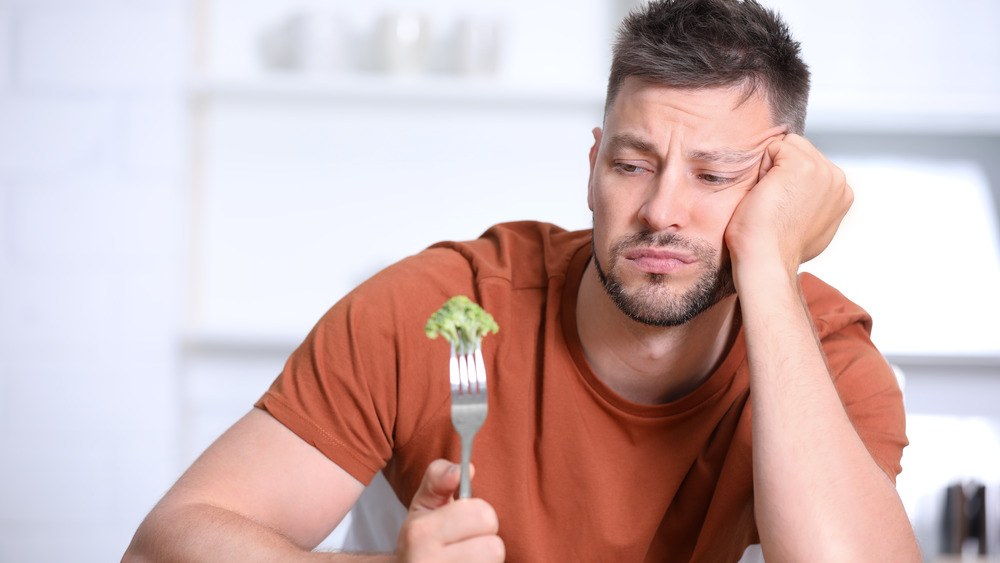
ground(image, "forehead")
xmin=604 ymin=78 xmax=775 ymax=148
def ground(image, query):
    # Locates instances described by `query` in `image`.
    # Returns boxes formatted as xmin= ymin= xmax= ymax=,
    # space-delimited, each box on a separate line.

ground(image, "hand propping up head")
xmin=725 ymin=134 xmax=853 ymax=278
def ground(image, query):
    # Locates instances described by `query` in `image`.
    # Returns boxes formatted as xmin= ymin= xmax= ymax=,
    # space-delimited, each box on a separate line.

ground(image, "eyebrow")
xmin=685 ymin=148 xmax=760 ymax=166
xmin=607 ymin=133 xmax=659 ymax=155
xmin=608 ymin=133 xmax=759 ymax=167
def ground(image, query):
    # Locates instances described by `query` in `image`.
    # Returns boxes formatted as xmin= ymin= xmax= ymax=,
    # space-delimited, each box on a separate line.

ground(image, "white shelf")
xmin=181 ymin=328 xmax=303 ymax=356
xmin=190 ymin=73 xmax=607 ymax=111
xmin=191 ymin=73 xmax=1000 ymax=135
xmin=886 ymin=353 xmax=1000 ymax=369
xmin=181 ymin=326 xmax=1000 ymax=367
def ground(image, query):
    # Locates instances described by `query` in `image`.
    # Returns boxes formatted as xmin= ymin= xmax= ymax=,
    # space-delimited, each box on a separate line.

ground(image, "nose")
xmin=637 ymin=168 xmax=690 ymax=232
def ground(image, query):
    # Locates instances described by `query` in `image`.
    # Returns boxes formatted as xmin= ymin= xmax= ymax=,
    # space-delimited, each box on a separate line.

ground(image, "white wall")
xmin=0 ymin=1 xmax=189 ymax=560
xmin=0 ymin=1 xmax=998 ymax=561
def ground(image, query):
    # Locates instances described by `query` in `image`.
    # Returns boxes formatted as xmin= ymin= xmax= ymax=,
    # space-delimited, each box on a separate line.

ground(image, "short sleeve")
xmin=255 ymin=247 xmax=479 ymax=485
xmin=823 ymin=321 xmax=908 ymax=482
xmin=804 ymin=273 xmax=909 ymax=482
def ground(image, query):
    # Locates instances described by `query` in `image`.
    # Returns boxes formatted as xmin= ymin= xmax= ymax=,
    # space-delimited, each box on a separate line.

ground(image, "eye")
xmin=614 ymin=162 xmax=649 ymax=175
xmin=697 ymin=173 xmax=734 ymax=186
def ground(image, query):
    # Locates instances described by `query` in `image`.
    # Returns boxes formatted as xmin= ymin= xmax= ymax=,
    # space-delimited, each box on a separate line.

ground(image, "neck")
xmin=576 ymin=258 xmax=741 ymax=405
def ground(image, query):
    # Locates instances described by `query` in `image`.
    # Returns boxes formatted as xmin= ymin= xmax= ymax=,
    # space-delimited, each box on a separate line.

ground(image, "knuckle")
xmin=833 ymin=167 xmax=847 ymax=186
xmin=798 ymin=157 xmax=818 ymax=177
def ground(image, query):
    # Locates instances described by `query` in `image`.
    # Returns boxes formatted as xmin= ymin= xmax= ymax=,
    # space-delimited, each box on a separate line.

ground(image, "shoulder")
xmin=799 ymin=272 xmax=873 ymax=341
xmin=428 ymin=221 xmax=592 ymax=289
xmin=328 ymin=221 xmax=590 ymax=334
xmin=798 ymin=275 xmax=907 ymax=480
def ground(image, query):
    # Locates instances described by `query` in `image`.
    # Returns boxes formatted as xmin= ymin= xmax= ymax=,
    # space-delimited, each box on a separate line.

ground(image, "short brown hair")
xmin=607 ymin=0 xmax=811 ymax=134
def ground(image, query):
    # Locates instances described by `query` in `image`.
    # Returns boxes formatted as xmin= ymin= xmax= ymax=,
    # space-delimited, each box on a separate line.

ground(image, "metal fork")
xmin=450 ymin=340 xmax=489 ymax=499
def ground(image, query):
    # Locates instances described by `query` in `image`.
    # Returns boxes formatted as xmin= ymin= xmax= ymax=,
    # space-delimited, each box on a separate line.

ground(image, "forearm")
xmin=737 ymin=265 xmax=919 ymax=562
xmin=124 ymin=502 xmax=394 ymax=563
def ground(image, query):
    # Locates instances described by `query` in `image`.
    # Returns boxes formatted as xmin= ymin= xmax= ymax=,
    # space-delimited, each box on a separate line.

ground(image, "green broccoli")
xmin=425 ymin=295 xmax=498 ymax=351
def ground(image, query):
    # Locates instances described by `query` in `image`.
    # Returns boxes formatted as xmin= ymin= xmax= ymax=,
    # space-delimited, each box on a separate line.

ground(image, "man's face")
xmin=587 ymin=78 xmax=784 ymax=326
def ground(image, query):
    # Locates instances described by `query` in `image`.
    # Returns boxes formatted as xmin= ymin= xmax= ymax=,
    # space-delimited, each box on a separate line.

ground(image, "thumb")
xmin=757 ymin=133 xmax=788 ymax=182
xmin=409 ymin=459 xmax=462 ymax=513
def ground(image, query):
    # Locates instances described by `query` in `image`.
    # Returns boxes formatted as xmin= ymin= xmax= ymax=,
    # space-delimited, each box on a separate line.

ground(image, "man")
xmin=125 ymin=0 xmax=921 ymax=561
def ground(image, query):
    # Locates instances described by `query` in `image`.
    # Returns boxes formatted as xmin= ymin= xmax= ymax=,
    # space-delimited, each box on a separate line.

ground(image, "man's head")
xmin=587 ymin=0 xmax=807 ymax=328
xmin=606 ymin=0 xmax=810 ymax=135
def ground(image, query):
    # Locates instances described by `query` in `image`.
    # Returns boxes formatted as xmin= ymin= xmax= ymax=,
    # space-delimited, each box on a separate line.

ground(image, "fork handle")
xmin=459 ymin=433 xmax=474 ymax=499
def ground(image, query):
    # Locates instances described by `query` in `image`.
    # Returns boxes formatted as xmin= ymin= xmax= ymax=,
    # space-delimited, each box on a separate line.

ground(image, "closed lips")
xmin=624 ymin=248 xmax=696 ymax=274
xmin=624 ymin=248 xmax=695 ymax=263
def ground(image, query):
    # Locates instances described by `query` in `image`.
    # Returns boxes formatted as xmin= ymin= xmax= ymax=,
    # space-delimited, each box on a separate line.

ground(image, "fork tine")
xmin=449 ymin=344 xmax=461 ymax=392
xmin=458 ymin=341 xmax=472 ymax=395
xmin=473 ymin=345 xmax=487 ymax=394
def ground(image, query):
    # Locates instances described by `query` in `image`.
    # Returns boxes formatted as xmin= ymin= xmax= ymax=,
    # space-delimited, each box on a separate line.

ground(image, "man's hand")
xmin=724 ymin=134 xmax=852 ymax=275
xmin=396 ymin=460 xmax=505 ymax=563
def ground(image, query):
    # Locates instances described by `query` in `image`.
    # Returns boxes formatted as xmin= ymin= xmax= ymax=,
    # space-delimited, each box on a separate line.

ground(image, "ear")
xmin=587 ymin=127 xmax=603 ymax=212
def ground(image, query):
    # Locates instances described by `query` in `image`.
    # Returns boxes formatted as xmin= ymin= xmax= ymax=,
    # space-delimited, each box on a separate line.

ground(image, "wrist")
xmin=731 ymin=249 xmax=799 ymax=294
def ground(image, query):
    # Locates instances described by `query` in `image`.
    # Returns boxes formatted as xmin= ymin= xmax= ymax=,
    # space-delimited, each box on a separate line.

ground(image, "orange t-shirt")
xmin=257 ymin=221 xmax=907 ymax=562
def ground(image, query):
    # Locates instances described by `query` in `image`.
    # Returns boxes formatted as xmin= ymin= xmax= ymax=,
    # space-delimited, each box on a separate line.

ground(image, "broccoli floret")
xmin=425 ymin=295 xmax=498 ymax=350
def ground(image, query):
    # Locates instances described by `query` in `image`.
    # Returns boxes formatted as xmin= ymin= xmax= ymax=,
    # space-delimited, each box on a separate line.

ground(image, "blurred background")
xmin=0 ymin=0 xmax=998 ymax=561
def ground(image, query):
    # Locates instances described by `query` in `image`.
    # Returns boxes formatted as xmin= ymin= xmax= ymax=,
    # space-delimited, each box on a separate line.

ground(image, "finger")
xmin=757 ymin=132 xmax=788 ymax=181
xmin=410 ymin=459 xmax=461 ymax=513
xmin=440 ymin=533 xmax=506 ymax=563
xmin=397 ymin=498 xmax=501 ymax=560
xmin=758 ymin=143 xmax=776 ymax=181
xmin=430 ymin=498 xmax=501 ymax=544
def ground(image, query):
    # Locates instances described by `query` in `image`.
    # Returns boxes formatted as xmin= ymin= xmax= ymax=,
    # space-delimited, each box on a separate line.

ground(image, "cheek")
xmin=590 ymin=175 xmax=641 ymax=222
xmin=590 ymin=203 xmax=611 ymax=251
xmin=588 ymin=184 xmax=619 ymax=229
xmin=588 ymin=191 xmax=621 ymax=261
xmin=693 ymin=191 xmax=747 ymax=249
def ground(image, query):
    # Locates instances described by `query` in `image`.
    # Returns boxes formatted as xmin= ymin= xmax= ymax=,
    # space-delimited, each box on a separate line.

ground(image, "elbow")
xmin=122 ymin=521 xmax=161 ymax=563
xmin=121 ymin=537 xmax=154 ymax=563
xmin=121 ymin=506 xmax=174 ymax=563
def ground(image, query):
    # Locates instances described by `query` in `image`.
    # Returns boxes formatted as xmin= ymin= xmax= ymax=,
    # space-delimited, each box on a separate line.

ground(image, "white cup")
xmin=259 ymin=11 xmax=354 ymax=73
xmin=453 ymin=17 xmax=502 ymax=76
xmin=375 ymin=13 xmax=433 ymax=75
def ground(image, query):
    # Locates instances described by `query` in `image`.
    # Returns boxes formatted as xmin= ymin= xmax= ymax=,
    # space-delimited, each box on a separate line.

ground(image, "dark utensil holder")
xmin=941 ymin=481 xmax=987 ymax=555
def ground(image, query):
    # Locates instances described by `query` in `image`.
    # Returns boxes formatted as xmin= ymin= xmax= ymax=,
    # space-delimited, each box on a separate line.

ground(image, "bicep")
xmin=165 ymin=407 xmax=366 ymax=549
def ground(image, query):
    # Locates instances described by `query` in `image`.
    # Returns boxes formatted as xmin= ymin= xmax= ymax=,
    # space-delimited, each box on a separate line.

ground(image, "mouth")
xmin=622 ymin=248 xmax=696 ymax=275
